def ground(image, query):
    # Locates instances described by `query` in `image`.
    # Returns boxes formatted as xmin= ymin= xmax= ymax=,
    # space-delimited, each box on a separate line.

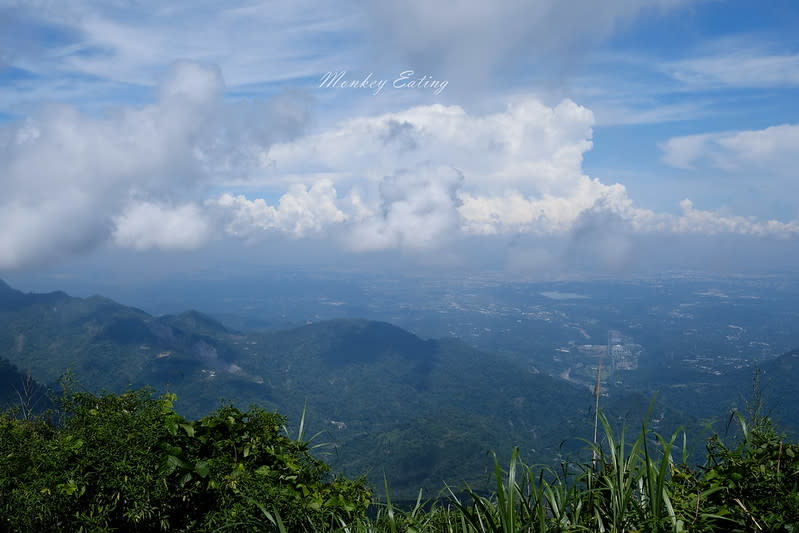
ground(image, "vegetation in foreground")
xmin=1 ymin=388 xmax=798 ymax=532
xmin=0 ymin=388 xmax=370 ymax=532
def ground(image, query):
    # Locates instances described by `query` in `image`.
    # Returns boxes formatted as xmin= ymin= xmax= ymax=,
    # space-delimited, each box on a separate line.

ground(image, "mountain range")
xmin=0 ymin=279 xmax=794 ymax=497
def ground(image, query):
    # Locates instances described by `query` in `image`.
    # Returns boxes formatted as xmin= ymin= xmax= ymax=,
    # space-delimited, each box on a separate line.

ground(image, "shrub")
xmin=0 ymin=389 xmax=370 ymax=532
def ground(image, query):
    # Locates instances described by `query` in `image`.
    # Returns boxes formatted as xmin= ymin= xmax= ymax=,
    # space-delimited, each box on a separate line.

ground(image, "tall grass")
xmin=325 ymin=412 xmax=690 ymax=533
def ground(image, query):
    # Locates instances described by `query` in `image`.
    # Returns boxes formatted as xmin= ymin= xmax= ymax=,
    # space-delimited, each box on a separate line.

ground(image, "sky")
xmin=1 ymin=0 xmax=798 ymax=286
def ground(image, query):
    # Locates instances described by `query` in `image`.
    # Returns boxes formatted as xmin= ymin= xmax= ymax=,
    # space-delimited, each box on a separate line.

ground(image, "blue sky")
xmin=1 ymin=0 xmax=798 ymax=281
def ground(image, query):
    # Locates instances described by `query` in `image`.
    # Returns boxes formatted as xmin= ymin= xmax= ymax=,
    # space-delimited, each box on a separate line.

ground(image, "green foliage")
xmin=2 ymin=386 xmax=798 ymax=532
xmin=670 ymin=414 xmax=799 ymax=532
xmin=0 ymin=389 xmax=370 ymax=532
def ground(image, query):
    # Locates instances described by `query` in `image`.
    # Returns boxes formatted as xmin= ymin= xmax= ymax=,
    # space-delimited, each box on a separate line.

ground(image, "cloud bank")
xmin=1 ymin=60 xmax=797 ymax=272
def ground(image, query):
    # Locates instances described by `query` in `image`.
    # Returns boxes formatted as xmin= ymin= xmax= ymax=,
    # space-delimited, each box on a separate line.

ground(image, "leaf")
xmin=164 ymin=454 xmax=189 ymax=475
xmin=194 ymin=460 xmax=210 ymax=478
xmin=164 ymin=418 xmax=178 ymax=437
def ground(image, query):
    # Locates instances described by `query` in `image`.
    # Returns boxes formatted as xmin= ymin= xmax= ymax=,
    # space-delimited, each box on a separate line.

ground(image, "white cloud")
xmin=0 ymin=0 xmax=704 ymax=115
xmin=213 ymin=98 xmax=799 ymax=249
xmin=661 ymin=124 xmax=799 ymax=174
xmin=4 ymin=0 xmax=358 ymax=87
xmin=665 ymin=52 xmax=799 ymax=90
xmin=715 ymin=125 xmax=799 ymax=173
xmin=592 ymin=199 xmax=799 ymax=238
xmin=211 ymin=164 xmax=465 ymax=251
xmin=210 ymin=97 xmax=612 ymax=246
xmin=458 ymin=182 xmax=631 ymax=235
xmin=159 ymin=60 xmax=224 ymax=105
xmin=362 ymin=0 xmax=698 ymax=83
xmin=348 ymin=165 xmax=464 ymax=251
xmin=113 ymin=202 xmax=212 ymax=251
xmin=591 ymin=101 xmax=708 ymax=127
xmin=212 ymin=181 xmax=347 ymax=240
xmin=2 ymin=0 xmax=796 ymax=276
xmin=644 ymin=200 xmax=799 ymax=237
xmin=689 ymin=200 xmax=798 ymax=236
xmin=264 ymin=98 xmax=595 ymax=195
xmin=2 ymin=61 xmax=796 ymax=271
xmin=659 ymin=132 xmax=715 ymax=169
xmin=0 ymin=61 xmax=307 ymax=269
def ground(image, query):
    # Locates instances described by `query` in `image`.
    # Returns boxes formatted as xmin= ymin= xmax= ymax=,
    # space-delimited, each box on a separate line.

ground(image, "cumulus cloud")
xmin=209 ymin=98 xmax=799 ymax=252
xmin=669 ymin=200 xmax=799 ymax=237
xmin=0 ymin=61 xmax=308 ymax=269
xmin=458 ymin=182 xmax=631 ymax=235
xmin=598 ymin=199 xmax=799 ymax=238
xmin=210 ymin=164 xmax=465 ymax=251
xmin=348 ymin=165 xmax=464 ymax=251
xmin=212 ymin=181 xmax=347 ymax=240
xmin=263 ymin=98 xmax=594 ymax=193
xmin=209 ymin=98 xmax=609 ymax=246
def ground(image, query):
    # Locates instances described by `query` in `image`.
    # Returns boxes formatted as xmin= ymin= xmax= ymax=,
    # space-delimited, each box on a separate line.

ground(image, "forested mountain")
xmin=0 ymin=280 xmax=792 ymax=496
xmin=0 ymin=279 xmax=237 ymax=391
